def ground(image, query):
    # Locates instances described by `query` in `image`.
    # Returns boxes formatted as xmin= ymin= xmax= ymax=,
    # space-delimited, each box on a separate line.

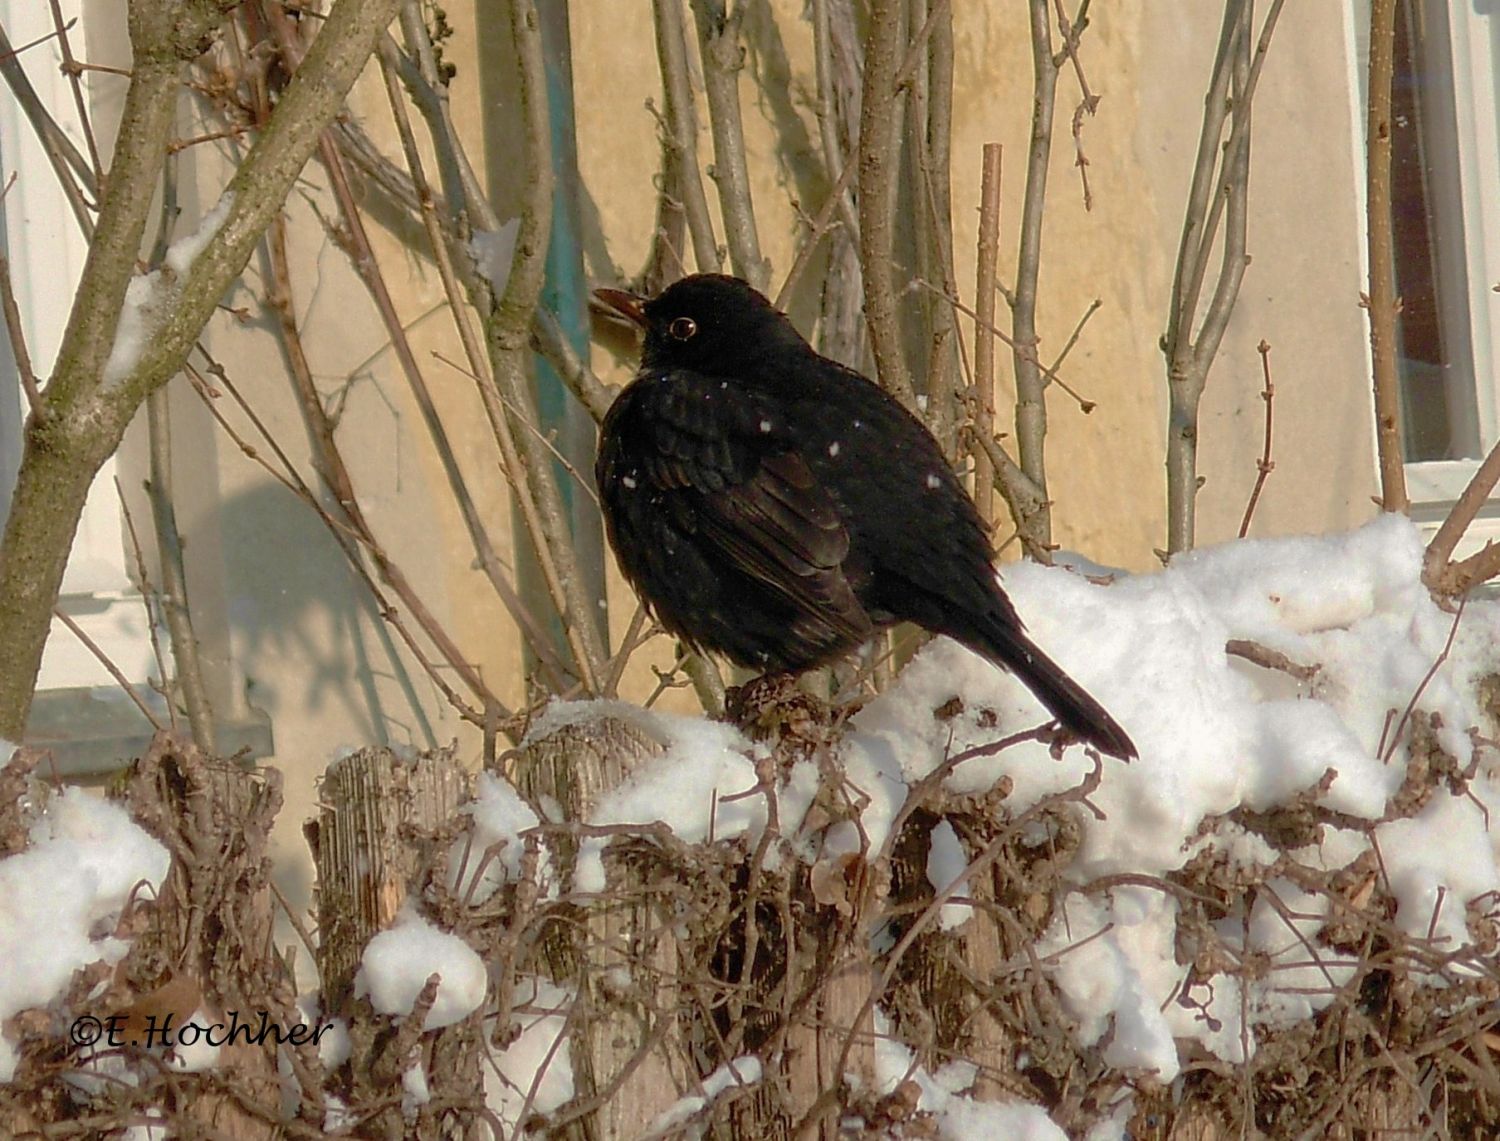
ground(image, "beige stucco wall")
xmin=89 ymin=5 xmax=1381 ymax=944
xmin=571 ymin=2 xmax=1379 ymax=562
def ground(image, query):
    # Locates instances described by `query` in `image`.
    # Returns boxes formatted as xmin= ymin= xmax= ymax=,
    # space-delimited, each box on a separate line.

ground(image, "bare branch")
xmin=654 ymin=0 xmax=720 ymax=274
xmin=485 ymin=0 xmax=608 ymax=693
xmin=1366 ymin=0 xmax=1409 ymax=513
xmin=1011 ymin=0 xmax=1060 ymax=548
xmin=0 ymin=19 xmax=97 ymax=234
xmin=965 ymin=426 xmax=1054 ymax=563
xmin=1423 ymin=437 xmax=1500 ymax=592
xmin=857 ymin=0 xmax=917 ymax=408
xmin=1053 ymin=0 xmax=1099 ymax=210
xmin=1225 ymin=638 xmax=1318 ymax=682
xmin=185 ymin=353 xmax=510 ymax=734
xmin=1237 ymin=339 xmax=1276 ymax=538
xmin=45 ymin=0 xmax=103 ymax=183
xmin=0 ymin=244 xmax=42 ymax=422
xmin=688 ymin=0 xmax=767 ymax=288
xmin=1435 ymin=541 xmax=1500 ymax=599
xmin=973 ymin=143 xmax=1003 ymax=527
xmin=1163 ymin=0 xmax=1285 ymax=554
xmin=532 ymin=307 xmax=618 ymax=424
xmin=810 ymin=0 xmax=865 ymax=369
xmin=52 ymin=606 xmax=164 ymax=730
xmin=910 ymin=0 xmax=961 ymax=457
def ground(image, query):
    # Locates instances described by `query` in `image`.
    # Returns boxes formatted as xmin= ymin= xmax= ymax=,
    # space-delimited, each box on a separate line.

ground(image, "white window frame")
xmin=0 ymin=0 xmax=154 ymax=691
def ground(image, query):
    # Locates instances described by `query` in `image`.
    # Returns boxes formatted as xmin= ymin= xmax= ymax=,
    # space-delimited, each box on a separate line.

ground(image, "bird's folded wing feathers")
xmin=644 ymin=376 xmax=871 ymax=642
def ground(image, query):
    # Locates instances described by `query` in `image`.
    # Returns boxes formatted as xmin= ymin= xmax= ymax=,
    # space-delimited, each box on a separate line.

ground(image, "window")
xmin=0 ymin=0 xmax=156 ymax=692
xmin=0 ymin=2 xmax=281 ymax=774
xmin=1372 ymin=0 xmax=1500 ymax=502
xmin=1390 ymin=0 xmax=1480 ymax=463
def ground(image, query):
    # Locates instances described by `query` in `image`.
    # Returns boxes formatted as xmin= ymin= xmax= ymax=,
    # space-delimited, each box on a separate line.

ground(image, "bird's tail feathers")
xmin=968 ymin=621 xmax=1137 ymax=761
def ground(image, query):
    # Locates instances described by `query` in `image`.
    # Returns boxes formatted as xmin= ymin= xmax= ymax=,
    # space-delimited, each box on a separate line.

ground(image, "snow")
xmin=521 ymin=514 xmax=1500 ymax=1111
xmin=533 ymin=700 xmax=816 ymax=894
xmin=485 ymin=976 xmax=575 ymax=1129
xmin=447 ymin=771 xmax=552 ymax=904
xmin=402 ymin=1059 xmax=430 ymax=1118
xmin=102 ymin=191 xmax=234 ymax=386
xmin=3 ymin=514 xmax=1498 ymax=1135
xmin=1038 ymin=887 xmax=1184 ymax=1076
xmin=469 ymin=219 xmax=520 ymax=297
xmin=642 ymin=1055 xmax=763 ymax=1139
xmin=0 ymin=789 xmax=170 ymax=1081
xmin=1377 ymin=789 xmax=1499 ymax=955
xmin=164 ymin=191 xmax=235 ymax=276
xmin=925 ymin=819 xmax=972 ymax=931
xmin=837 ymin=515 xmax=1497 ymax=1086
xmin=355 ymin=910 xmax=487 ymax=1030
xmin=873 ymin=1009 xmax=1068 ymax=1139
xmin=102 ymin=272 xmax=161 ymax=386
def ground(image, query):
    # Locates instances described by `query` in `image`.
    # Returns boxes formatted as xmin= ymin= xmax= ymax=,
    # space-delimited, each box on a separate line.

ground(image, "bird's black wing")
xmin=599 ymin=369 xmax=872 ymax=663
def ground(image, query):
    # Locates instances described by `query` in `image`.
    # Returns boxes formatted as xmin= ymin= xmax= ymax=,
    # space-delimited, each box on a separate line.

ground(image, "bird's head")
xmin=595 ymin=274 xmax=805 ymax=374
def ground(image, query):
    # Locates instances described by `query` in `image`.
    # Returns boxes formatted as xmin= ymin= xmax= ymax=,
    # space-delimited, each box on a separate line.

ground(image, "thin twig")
xmin=776 ymin=157 xmax=857 ymax=312
xmin=908 ymin=0 xmax=961 ymax=457
xmin=602 ymin=603 xmax=650 ymax=698
xmin=366 ymin=31 xmax=580 ymax=689
xmin=1046 ymin=296 xmax=1102 ymax=389
xmin=430 ymin=350 xmax=601 ymax=508
xmin=144 ymin=131 xmax=216 ymax=753
xmin=185 ymin=354 xmax=510 ymax=735
xmin=1052 ymin=0 xmax=1098 ymax=210
xmin=145 ymin=389 xmax=217 ymax=752
xmin=0 ymin=244 xmax=43 ymax=422
xmin=1224 ymin=638 xmax=1318 ymax=682
xmin=258 ymin=193 xmax=508 ymax=710
xmin=52 ymin=608 xmax=163 ymax=730
xmin=1381 ymin=595 xmax=1464 ymax=765
xmin=777 ymin=1 xmax=949 ymax=312
xmin=1238 ymin=339 xmax=1276 ymax=538
xmin=973 ymin=143 xmax=1002 ymax=526
xmin=1434 ymin=541 xmax=1500 ymax=599
xmin=919 ymin=280 xmax=1096 ymax=414
xmin=46 ymin=0 xmax=103 ymax=182
xmin=115 ymin=477 xmax=177 ymax=732
xmin=531 ymin=306 xmax=617 ymax=424
xmin=964 ymin=426 xmax=1054 ymax=563
xmin=810 ymin=0 xmax=861 ymax=249
xmin=385 ymin=11 xmax=620 ymax=691
xmin=0 ymin=19 xmax=97 ymax=234
xmin=809 ymin=0 xmax=866 ymax=370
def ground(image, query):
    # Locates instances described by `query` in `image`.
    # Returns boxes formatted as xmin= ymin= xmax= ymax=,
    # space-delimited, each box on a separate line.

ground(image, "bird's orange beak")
xmin=593 ymin=287 xmax=648 ymax=328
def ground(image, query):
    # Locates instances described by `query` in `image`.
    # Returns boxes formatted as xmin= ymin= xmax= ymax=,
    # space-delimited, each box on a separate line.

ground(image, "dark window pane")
xmin=1392 ymin=0 xmax=1481 ymax=461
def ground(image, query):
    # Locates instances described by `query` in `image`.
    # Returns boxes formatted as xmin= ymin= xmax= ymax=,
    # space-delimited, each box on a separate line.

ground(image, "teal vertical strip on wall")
xmin=526 ymin=1 xmax=608 ymax=671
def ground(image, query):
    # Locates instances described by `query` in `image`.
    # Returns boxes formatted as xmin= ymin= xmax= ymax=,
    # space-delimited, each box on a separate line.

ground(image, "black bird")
xmin=594 ymin=274 xmax=1135 ymax=761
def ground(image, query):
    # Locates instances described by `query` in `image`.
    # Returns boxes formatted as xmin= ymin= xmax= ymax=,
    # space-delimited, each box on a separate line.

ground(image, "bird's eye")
xmin=668 ymin=317 xmax=698 ymax=341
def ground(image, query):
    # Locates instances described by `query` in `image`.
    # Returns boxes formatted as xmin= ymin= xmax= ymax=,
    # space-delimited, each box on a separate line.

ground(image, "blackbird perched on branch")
xmin=594 ymin=274 xmax=1135 ymax=761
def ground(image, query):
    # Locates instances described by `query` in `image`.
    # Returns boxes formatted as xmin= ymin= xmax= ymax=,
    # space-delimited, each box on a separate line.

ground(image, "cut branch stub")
xmin=513 ymin=714 xmax=691 ymax=1140
xmin=310 ymin=743 xmax=469 ymax=1011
